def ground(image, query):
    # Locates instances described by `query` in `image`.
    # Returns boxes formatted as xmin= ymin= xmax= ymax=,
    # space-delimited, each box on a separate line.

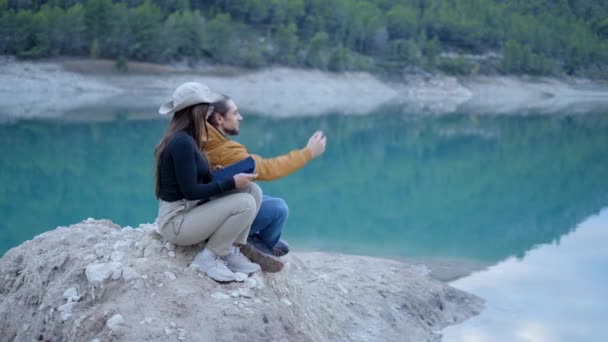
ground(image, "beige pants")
xmin=157 ymin=183 xmax=262 ymax=256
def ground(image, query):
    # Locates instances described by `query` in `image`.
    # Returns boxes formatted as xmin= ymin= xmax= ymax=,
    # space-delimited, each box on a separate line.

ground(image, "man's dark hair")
xmin=207 ymin=95 xmax=230 ymax=129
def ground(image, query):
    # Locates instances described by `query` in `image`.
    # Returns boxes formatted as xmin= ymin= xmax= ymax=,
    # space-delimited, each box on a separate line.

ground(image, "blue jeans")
xmin=248 ymin=195 xmax=288 ymax=250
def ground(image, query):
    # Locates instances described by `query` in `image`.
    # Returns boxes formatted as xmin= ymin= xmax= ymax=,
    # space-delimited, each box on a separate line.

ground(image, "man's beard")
xmin=225 ymin=127 xmax=239 ymax=135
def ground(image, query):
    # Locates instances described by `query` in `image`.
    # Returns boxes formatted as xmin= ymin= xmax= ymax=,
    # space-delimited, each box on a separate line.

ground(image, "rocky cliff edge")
xmin=0 ymin=219 xmax=483 ymax=342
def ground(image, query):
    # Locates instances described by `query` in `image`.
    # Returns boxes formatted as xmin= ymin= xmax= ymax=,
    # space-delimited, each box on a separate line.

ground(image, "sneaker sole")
xmin=240 ymin=243 xmax=285 ymax=273
xmin=228 ymin=265 xmax=261 ymax=274
xmin=190 ymin=264 xmax=237 ymax=283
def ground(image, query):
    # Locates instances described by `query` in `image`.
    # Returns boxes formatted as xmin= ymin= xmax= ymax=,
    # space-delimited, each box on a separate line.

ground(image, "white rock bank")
xmin=0 ymin=219 xmax=483 ymax=341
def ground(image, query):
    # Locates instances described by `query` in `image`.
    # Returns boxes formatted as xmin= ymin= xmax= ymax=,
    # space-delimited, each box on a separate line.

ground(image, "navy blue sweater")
xmin=159 ymin=131 xmax=235 ymax=202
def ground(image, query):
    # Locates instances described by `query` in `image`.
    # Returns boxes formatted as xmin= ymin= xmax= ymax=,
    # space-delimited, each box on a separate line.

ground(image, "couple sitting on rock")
xmin=154 ymin=82 xmax=326 ymax=282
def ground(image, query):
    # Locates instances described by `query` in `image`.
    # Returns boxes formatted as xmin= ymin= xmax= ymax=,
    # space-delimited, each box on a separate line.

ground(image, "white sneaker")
xmin=192 ymin=249 xmax=236 ymax=282
xmin=222 ymin=247 xmax=261 ymax=274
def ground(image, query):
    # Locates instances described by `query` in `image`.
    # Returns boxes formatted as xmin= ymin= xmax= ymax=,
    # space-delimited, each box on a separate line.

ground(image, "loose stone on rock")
xmin=58 ymin=302 xmax=77 ymax=321
xmin=105 ymin=314 xmax=124 ymax=331
xmin=139 ymin=317 xmax=153 ymax=325
xmin=122 ymin=267 xmax=140 ymax=281
xmin=85 ymin=262 xmax=123 ymax=284
xmin=245 ymin=278 xmax=257 ymax=289
xmin=177 ymin=328 xmax=187 ymax=341
xmin=110 ymin=251 xmax=125 ymax=262
xmin=238 ymin=288 xmax=253 ymax=298
xmin=211 ymin=292 xmax=230 ymax=300
xmin=83 ymin=254 xmax=96 ymax=262
xmin=63 ymin=288 xmax=78 ymax=300
xmin=94 ymin=243 xmax=105 ymax=258
xmin=143 ymin=240 xmax=162 ymax=257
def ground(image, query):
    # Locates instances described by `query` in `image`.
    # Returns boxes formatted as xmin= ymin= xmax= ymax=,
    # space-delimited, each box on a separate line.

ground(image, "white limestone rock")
xmin=211 ymin=292 xmax=230 ymax=300
xmin=83 ymin=254 xmax=96 ymax=262
xmin=62 ymin=288 xmax=78 ymax=300
xmin=105 ymin=314 xmax=124 ymax=332
xmin=143 ymin=240 xmax=162 ymax=257
xmin=0 ymin=219 xmax=483 ymax=342
xmin=118 ymin=238 xmax=136 ymax=250
xmin=58 ymin=302 xmax=77 ymax=321
xmin=110 ymin=251 xmax=125 ymax=261
xmin=85 ymin=262 xmax=123 ymax=284
xmin=237 ymin=288 xmax=253 ymax=298
xmin=121 ymin=267 xmax=140 ymax=281
xmin=245 ymin=278 xmax=257 ymax=289
xmin=94 ymin=243 xmax=105 ymax=258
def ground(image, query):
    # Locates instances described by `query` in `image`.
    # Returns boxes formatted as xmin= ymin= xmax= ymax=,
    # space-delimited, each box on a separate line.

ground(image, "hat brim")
xmin=159 ymin=100 xmax=175 ymax=115
xmin=158 ymin=88 xmax=224 ymax=115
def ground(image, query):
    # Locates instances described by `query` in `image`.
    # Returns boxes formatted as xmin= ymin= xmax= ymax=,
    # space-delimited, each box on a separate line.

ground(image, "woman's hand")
xmin=233 ymin=173 xmax=258 ymax=189
xmin=306 ymin=131 xmax=327 ymax=158
xmin=211 ymin=164 xmax=224 ymax=172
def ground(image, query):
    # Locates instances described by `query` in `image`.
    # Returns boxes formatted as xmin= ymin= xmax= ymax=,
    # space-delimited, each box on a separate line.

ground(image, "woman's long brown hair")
xmin=154 ymin=103 xmax=211 ymax=198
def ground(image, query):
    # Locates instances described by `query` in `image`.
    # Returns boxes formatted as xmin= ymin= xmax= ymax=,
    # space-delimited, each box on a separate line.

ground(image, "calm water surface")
xmin=0 ymin=109 xmax=607 ymax=341
xmin=443 ymin=208 xmax=608 ymax=342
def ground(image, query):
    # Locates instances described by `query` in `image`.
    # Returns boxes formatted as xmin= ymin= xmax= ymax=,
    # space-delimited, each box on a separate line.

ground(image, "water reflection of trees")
xmin=242 ymin=113 xmax=608 ymax=262
xmin=1 ymin=113 xmax=607 ymax=262
xmin=0 ymin=119 xmax=165 ymax=255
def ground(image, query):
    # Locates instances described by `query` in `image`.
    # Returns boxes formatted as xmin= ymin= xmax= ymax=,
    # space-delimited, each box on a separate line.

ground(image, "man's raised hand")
xmin=306 ymin=131 xmax=327 ymax=158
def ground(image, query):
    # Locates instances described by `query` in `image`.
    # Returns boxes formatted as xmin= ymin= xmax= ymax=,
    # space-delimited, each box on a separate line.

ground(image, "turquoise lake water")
xmin=1 ymin=109 xmax=607 ymax=341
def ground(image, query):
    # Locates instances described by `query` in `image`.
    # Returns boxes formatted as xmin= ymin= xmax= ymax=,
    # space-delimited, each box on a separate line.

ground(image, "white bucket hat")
xmin=159 ymin=82 xmax=223 ymax=115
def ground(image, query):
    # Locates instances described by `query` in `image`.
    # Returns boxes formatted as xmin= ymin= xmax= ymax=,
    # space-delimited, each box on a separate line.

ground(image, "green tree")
xmin=306 ymin=31 xmax=329 ymax=68
xmin=423 ymin=35 xmax=440 ymax=67
xmin=324 ymin=0 xmax=354 ymax=45
xmin=386 ymin=4 xmax=417 ymax=40
xmin=84 ymin=0 xmax=112 ymax=44
xmin=205 ymin=13 xmax=236 ymax=63
xmin=273 ymin=23 xmax=299 ymax=64
xmin=104 ymin=2 xmax=130 ymax=58
xmin=248 ymin=0 xmax=271 ymax=24
xmin=129 ymin=1 xmax=163 ymax=61
xmin=328 ymin=46 xmax=351 ymax=72
xmin=89 ymin=37 xmax=100 ymax=58
xmin=387 ymin=39 xmax=420 ymax=65
xmin=62 ymin=4 xmax=87 ymax=55
xmin=439 ymin=54 xmax=473 ymax=75
xmin=269 ymin=0 xmax=304 ymax=27
xmin=115 ymin=56 xmax=128 ymax=72
xmin=595 ymin=18 xmax=608 ymax=39
xmin=223 ymin=0 xmax=249 ymax=21
xmin=161 ymin=10 xmax=205 ymax=60
xmin=349 ymin=1 xmax=385 ymax=54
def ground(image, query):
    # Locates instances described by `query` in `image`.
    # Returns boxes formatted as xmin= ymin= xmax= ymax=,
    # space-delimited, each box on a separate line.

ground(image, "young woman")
xmin=154 ymin=82 xmax=262 ymax=282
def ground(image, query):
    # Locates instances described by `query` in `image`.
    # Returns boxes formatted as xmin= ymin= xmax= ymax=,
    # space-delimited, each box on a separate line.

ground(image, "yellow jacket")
xmin=202 ymin=123 xmax=313 ymax=181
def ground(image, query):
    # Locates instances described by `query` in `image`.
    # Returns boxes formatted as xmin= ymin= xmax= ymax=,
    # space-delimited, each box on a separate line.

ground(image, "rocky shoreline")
xmin=0 ymin=219 xmax=484 ymax=342
xmin=1 ymin=57 xmax=607 ymax=121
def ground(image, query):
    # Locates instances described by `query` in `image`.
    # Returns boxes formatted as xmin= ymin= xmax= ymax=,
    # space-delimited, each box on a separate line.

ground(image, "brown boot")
xmin=240 ymin=242 xmax=285 ymax=273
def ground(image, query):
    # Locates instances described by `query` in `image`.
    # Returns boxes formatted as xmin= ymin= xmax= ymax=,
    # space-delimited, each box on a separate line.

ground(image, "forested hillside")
xmin=1 ymin=0 xmax=608 ymax=78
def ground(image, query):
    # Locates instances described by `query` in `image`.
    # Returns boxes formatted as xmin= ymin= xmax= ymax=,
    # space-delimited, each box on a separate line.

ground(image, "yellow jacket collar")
xmin=204 ymin=122 xmax=228 ymax=150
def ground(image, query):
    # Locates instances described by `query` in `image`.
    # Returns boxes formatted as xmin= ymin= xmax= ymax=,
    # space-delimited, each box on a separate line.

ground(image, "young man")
xmin=202 ymin=95 xmax=326 ymax=272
